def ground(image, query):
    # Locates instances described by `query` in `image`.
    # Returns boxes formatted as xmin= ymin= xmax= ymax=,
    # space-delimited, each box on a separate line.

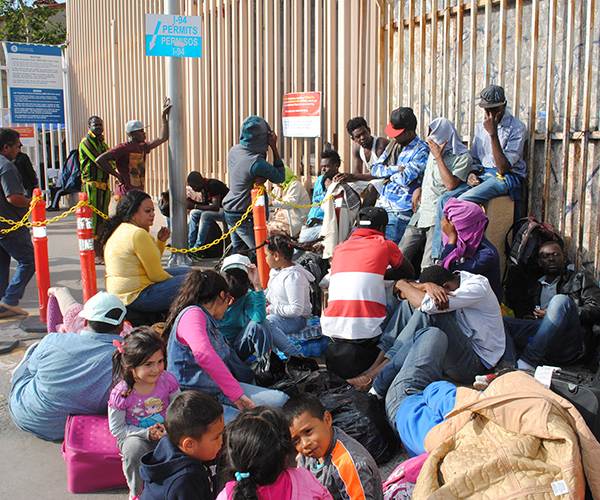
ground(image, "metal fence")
xmin=65 ymin=0 xmax=600 ymax=276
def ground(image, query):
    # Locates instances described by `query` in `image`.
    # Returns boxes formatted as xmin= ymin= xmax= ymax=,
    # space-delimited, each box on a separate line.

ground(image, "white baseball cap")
xmin=125 ymin=120 xmax=146 ymax=134
xmin=221 ymin=254 xmax=252 ymax=273
xmin=79 ymin=291 xmax=127 ymax=326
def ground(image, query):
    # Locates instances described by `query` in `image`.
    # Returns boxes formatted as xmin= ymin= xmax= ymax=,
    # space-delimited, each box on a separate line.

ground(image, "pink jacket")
xmin=217 ymin=468 xmax=332 ymax=500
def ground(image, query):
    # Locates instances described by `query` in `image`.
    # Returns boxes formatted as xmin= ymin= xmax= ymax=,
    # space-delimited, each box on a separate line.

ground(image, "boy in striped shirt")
xmin=284 ymin=395 xmax=383 ymax=500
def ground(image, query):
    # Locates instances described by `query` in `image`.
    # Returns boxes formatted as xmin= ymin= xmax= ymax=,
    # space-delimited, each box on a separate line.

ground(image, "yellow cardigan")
xmin=104 ymin=222 xmax=171 ymax=305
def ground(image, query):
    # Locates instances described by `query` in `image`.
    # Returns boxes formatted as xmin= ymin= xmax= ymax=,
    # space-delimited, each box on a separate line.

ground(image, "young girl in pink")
xmin=108 ymin=327 xmax=180 ymax=499
xmin=217 ymin=407 xmax=332 ymax=500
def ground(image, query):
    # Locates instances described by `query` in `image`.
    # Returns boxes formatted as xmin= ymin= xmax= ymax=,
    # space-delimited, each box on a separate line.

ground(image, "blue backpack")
xmin=60 ymin=149 xmax=82 ymax=192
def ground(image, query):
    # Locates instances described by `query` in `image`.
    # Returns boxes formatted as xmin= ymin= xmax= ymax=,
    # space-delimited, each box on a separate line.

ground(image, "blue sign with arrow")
xmin=145 ymin=14 xmax=202 ymax=58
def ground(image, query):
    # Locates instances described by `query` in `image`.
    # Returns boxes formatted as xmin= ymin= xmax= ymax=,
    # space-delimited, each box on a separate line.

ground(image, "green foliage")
xmin=0 ymin=0 xmax=66 ymax=45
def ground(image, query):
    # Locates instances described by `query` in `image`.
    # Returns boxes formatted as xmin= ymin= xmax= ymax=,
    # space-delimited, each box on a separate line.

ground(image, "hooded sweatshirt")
xmin=223 ymin=116 xmax=285 ymax=212
xmin=139 ymin=435 xmax=215 ymax=500
xmin=266 ymin=264 xmax=315 ymax=318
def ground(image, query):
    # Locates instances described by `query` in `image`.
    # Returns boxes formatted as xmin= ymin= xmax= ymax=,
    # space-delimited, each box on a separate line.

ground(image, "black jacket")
xmin=140 ymin=436 xmax=215 ymax=500
xmin=527 ymin=269 xmax=600 ymax=329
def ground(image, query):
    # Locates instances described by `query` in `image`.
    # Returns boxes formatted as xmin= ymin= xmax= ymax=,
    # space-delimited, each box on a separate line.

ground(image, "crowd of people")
xmin=1 ymin=82 xmax=600 ymax=499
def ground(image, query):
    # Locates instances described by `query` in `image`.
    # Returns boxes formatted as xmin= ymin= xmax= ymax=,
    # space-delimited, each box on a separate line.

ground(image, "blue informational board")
xmin=145 ymin=14 xmax=202 ymax=58
xmin=5 ymin=43 xmax=65 ymax=124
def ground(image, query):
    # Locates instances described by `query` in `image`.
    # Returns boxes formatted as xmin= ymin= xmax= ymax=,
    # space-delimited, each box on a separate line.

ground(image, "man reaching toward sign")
xmin=96 ymin=98 xmax=172 ymax=197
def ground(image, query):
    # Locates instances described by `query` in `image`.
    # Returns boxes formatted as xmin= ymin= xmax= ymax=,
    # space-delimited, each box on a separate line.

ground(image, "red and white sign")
xmin=12 ymin=126 xmax=34 ymax=138
xmin=282 ymin=91 xmax=321 ymax=138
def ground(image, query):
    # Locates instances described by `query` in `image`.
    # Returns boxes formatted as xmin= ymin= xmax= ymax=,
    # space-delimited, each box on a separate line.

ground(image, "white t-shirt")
xmin=420 ymin=270 xmax=505 ymax=368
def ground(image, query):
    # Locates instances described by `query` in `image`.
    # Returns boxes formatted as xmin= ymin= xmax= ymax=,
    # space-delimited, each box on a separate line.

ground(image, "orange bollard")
xmin=251 ymin=187 xmax=270 ymax=289
xmin=76 ymin=192 xmax=97 ymax=302
xmin=31 ymin=188 xmax=50 ymax=322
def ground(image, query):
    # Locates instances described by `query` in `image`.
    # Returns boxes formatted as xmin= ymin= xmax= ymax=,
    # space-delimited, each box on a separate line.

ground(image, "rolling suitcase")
xmin=549 ymin=368 xmax=600 ymax=441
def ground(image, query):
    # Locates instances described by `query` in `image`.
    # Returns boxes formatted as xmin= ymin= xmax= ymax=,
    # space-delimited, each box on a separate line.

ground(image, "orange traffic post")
xmin=76 ymin=192 xmax=97 ymax=302
xmin=31 ymin=188 xmax=50 ymax=322
xmin=251 ymin=186 xmax=270 ymax=289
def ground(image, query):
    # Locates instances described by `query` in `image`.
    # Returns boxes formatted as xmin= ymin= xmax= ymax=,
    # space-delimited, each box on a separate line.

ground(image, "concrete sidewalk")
xmin=0 ymin=203 xmax=177 ymax=499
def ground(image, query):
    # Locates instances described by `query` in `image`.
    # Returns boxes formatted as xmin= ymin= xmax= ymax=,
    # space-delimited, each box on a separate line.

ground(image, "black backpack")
xmin=503 ymin=216 xmax=562 ymax=317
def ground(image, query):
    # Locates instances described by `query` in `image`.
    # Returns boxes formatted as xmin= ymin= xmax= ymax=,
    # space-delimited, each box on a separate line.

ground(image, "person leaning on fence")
xmin=347 ymin=116 xmax=390 ymax=174
xmin=100 ymin=190 xmax=189 ymax=315
xmin=503 ymin=240 xmax=600 ymax=371
xmin=222 ymin=116 xmax=285 ymax=254
xmin=0 ymin=128 xmax=35 ymax=320
xmin=298 ymin=148 xmax=341 ymax=244
xmin=399 ymin=117 xmax=472 ymax=271
xmin=78 ymin=116 xmax=112 ymax=261
xmin=96 ymin=97 xmax=172 ymax=197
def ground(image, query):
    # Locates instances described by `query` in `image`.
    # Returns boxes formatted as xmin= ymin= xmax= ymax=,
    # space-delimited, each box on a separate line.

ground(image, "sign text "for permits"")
xmin=145 ymin=14 xmax=202 ymax=58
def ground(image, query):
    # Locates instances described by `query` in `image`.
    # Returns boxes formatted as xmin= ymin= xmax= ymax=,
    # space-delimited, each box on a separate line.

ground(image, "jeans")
xmin=129 ymin=267 xmax=190 ymax=312
xmin=374 ymin=307 xmax=485 ymax=425
xmin=221 ymin=382 xmax=289 ymax=423
xmin=298 ymin=224 xmax=323 ymax=243
xmin=384 ymin=209 xmax=413 ymax=244
xmin=398 ymin=225 xmax=435 ymax=270
xmin=224 ymin=211 xmax=255 ymax=254
xmin=119 ymin=435 xmax=156 ymax=496
xmin=233 ymin=320 xmax=302 ymax=360
xmin=430 ymin=183 xmax=471 ymax=260
xmin=188 ymin=208 xmax=225 ymax=248
xmin=0 ymin=229 xmax=35 ymax=307
xmin=503 ymin=294 xmax=584 ymax=367
xmin=458 ymin=174 xmax=510 ymax=204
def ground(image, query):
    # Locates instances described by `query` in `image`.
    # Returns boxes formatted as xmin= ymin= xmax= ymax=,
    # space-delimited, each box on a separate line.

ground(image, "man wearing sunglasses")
xmin=503 ymin=240 xmax=600 ymax=370
xmin=0 ymin=128 xmax=35 ymax=320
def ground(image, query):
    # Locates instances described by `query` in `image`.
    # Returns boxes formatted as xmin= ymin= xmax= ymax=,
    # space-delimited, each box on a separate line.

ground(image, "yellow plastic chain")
xmin=0 ymin=188 xmax=264 ymax=255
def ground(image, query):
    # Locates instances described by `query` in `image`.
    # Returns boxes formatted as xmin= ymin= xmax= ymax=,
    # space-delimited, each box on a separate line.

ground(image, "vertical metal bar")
xmin=273 ymin=0 xmax=282 ymax=145
xmin=541 ymin=0 xmax=557 ymax=221
xmin=429 ymin=0 xmax=438 ymax=120
xmin=454 ymin=0 xmax=464 ymax=132
xmin=165 ymin=0 xmax=188 ymax=260
xmin=303 ymin=0 xmax=312 ymax=182
xmin=326 ymin=0 xmax=337 ymax=148
xmin=441 ymin=0 xmax=450 ymax=118
xmin=483 ymin=0 xmax=492 ymax=85
xmin=313 ymin=0 xmax=322 ymax=185
xmin=396 ymin=0 xmax=404 ymax=106
xmin=559 ymin=0 xmax=575 ymax=234
xmin=512 ymin=0 xmax=523 ymax=119
xmin=468 ymin=0 xmax=478 ymax=145
xmin=527 ymin=0 xmax=540 ymax=197
xmin=408 ymin=0 xmax=415 ymax=110
xmin=338 ymin=2 xmax=351 ymax=169
xmin=418 ymin=0 xmax=426 ymax=133
xmin=291 ymin=0 xmax=302 ymax=176
xmin=577 ymin=0 xmax=595 ymax=264
xmin=498 ymin=0 xmax=507 ymax=87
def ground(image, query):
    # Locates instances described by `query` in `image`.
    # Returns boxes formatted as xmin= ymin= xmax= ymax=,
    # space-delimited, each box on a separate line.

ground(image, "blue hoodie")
xmin=222 ymin=116 xmax=285 ymax=212
xmin=140 ymin=436 xmax=215 ymax=500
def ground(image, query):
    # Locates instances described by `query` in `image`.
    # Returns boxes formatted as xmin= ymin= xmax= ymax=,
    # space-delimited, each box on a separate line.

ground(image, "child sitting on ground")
xmin=108 ymin=327 xmax=181 ymax=499
xmin=140 ymin=391 xmax=224 ymax=499
xmin=265 ymin=234 xmax=315 ymax=341
xmin=217 ymin=406 xmax=332 ymax=499
xmin=284 ymin=394 xmax=383 ymax=500
xmin=219 ymin=254 xmax=301 ymax=361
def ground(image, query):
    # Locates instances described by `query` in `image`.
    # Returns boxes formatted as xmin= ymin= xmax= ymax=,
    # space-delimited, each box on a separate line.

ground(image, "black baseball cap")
xmin=478 ymin=84 xmax=507 ymax=109
xmin=385 ymin=107 xmax=417 ymax=138
xmin=357 ymin=206 xmax=388 ymax=231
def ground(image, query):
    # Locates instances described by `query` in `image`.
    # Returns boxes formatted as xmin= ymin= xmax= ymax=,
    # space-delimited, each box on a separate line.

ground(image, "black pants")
xmin=325 ymin=337 xmax=381 ymax=379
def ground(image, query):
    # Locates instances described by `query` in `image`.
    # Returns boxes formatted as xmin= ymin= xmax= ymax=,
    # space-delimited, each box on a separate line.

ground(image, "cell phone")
xmin=535 ymin=305 xmax=541 ymax=311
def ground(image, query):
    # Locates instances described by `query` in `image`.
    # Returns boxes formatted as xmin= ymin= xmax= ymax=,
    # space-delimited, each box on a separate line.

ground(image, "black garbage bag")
xmin=320 ymin=385 xmax=398 ymax=464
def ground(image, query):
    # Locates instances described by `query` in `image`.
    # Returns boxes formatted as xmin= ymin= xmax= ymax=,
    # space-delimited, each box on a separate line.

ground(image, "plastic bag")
xmin=320 ymin=385 xmax=398 ymax=464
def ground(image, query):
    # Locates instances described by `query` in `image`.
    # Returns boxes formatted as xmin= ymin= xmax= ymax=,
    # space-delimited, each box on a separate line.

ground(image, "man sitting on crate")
xmin=9 ymin=292 xmax=126 ymax=441
xmin=503 ymin=240 xmax=600 ymax=370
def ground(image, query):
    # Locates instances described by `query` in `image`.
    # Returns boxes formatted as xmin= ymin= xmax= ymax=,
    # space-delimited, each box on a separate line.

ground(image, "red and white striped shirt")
xmin=321 ymin=228 xmax=403 ymax=340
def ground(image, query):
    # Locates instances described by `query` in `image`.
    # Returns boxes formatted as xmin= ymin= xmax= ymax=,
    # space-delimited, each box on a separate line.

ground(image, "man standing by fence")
xmin=0 ymin=128 xmax=35 ymax=320
xmin=79 ymin=116 xmax=111 ymax=263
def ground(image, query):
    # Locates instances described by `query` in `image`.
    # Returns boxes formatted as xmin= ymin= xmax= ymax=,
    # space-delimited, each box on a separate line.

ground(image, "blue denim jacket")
xmin=9 ymin=330 xmax=121 ymax=441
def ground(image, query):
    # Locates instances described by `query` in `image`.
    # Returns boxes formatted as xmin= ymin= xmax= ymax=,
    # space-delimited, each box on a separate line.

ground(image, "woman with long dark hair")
xmin=164 ymin=270 xmax=289 ymax=423
xmin=100 ymin=190 xmax=188 ymax=313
